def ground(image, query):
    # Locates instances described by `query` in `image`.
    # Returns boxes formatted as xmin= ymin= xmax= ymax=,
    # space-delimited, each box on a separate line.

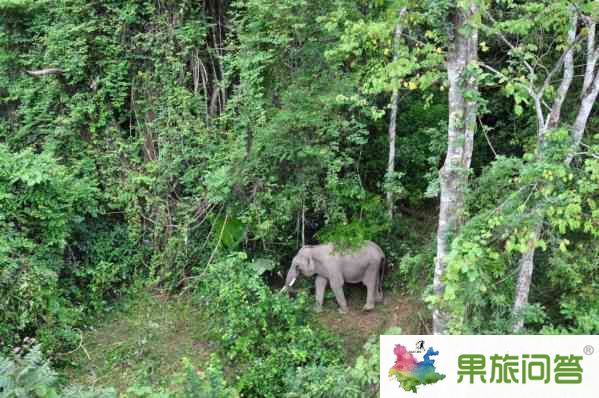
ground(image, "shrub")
xmin=283 ymin=326 xmax=401 ymax=397
xmin=196 ymin=253 xmax=343 ymax=397
xmin=0 ymin=144 xmax=141 ymax=354
xmin=0 ymin=340 xmax=115 ymax=398
xmin=122 ymin=356 xmax=237 ymax=398
xmin=316 ymin=195 xmax=389 ymax=251
xmin=0 ymin=145 xmax=97 ymax=352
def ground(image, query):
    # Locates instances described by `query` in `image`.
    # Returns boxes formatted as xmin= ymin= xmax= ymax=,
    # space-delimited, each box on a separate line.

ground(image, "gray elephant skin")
xmin=283 ymin=241 xmax=385 ymax=313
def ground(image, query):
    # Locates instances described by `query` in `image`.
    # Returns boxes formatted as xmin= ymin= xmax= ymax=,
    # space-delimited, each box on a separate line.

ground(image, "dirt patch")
xmin=315 ymin=285 xmax=429 ymax=361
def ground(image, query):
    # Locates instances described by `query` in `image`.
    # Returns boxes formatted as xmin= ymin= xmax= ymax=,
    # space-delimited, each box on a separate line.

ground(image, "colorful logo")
xmin=388 ymin=343 xmax=446 ymax=393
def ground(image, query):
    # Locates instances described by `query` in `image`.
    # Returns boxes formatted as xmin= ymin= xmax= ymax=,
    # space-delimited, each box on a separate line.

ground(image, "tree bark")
xmin=511 ymin=222 xmax=542 ymax=332
xmin=386 ymin=7 xmax=407 ymax=220
xmin=545 ymin=13 xmax=577 ymax=132
xmin=566 ymin=62 xmax=599 ymax=165
xmin=26 ymin=68 xmax=64 ymax=76
xmin=433 ymin=2 xmax=479 ymax=334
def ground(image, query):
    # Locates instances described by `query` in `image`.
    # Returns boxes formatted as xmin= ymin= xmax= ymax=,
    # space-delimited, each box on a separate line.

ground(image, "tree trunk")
xmin=433 ymin=2 xmax=479 ymax=334
xmin=512 ymin=13 xmax=576 ymax=332
xmin=387 ymin=92 xmax=399 ymax=220
xmin=511 ymin=222 xmax=542 ymax=332
xmin=566 ymin=68 xmax=599 ymax=165
xmin=386 ymin=7 xmax=406 ymax=220
xmin=511 ymin=12 xmax=599 ymax=332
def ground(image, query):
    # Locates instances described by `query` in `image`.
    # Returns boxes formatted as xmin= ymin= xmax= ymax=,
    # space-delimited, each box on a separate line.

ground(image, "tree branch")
xmin=25 ymin=68 xmax=64 ymax=77
xmin=545 ymin=10 xmax=577 ymax=131
xmin=485 ymin=12 xmax=536 ymax=78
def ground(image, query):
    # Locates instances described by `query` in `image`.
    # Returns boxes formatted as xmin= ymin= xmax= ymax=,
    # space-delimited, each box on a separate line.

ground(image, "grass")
xmin=62 ymin=291 xmax=213 ymax=393
xmin=62 ymin=286 xmax=426 ymax=392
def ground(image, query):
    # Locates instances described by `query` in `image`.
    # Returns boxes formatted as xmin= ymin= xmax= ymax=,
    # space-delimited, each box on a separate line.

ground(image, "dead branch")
xmin=25 ymin=68 xmax=64 ymax=77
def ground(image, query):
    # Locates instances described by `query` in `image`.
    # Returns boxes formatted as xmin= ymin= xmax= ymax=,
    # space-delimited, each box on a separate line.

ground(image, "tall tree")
xmin=508 ymin=5 xmax=599 ymax=331
xmin=386 ymin=7 xmax=407 ymax=220
xmin=510 ymin=7 xmax=577 ymax=332
xmin=433 ymin=1 xmax=480 ymax=334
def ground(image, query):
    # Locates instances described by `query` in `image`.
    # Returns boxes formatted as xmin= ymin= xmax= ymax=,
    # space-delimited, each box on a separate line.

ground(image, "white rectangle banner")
xmin=380 ymin=335 xmax=599 ymax=398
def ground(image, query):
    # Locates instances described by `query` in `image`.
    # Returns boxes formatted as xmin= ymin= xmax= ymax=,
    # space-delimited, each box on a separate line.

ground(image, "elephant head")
xmin=283 ymin=248 xmax=315 ymax=289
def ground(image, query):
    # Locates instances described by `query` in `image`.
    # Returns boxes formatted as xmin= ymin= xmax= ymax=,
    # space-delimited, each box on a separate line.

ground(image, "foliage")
xmin=0 ymin=340 xmax=115 ymax=398
xmin=0 ymin=145 xmax=98 ymax=352
xmin=223 ymin=0 xmax=377 ymax=254
xmin=0 ymin=0 xmax=451 ymax=356
xmin=0 ymin=340 xmax=236 ymax=398
xmin=0 ymin=0 xmax=219 ymax=352
xmin=197 ymin=253 xmax=343 ymax=397
xmin=121 ymin=356 xmax=237 ymax=398
xmin=435 ymin=133 xmax=599 ymax=333
xmin=1 ymin=1 xmax=599 ymax=396
xmin=283 ymin=326 xmax=401 ymax=398
xmin=315 ymin=195 xmax=389 ymax=250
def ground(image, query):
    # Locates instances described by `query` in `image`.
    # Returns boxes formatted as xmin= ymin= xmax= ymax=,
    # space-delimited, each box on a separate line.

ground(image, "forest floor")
xmin=63 ymin=287 xmax=427 ymax=392
xmin=63 ymin=293 xmax=212 ymax=392
xmin=314 ymin=284 xmax=429 ymax=359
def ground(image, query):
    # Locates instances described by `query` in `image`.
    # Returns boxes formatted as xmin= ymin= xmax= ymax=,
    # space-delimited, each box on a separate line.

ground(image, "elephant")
xmin=282 ymin=241 xmax=385 ymax=313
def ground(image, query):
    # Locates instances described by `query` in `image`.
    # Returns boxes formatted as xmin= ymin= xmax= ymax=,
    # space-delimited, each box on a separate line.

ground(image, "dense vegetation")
xmin=1 ymin=0 xmax=598 ymax=396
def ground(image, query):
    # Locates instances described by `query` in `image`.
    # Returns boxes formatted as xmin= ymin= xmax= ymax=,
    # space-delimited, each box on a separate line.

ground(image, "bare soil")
xmin=315 ymin=284 xmax=429 ymax=360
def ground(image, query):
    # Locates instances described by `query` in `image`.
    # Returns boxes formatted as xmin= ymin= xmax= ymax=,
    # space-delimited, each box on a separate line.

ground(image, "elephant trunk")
xmin=282 ymin=264 xmax=299 ymax=291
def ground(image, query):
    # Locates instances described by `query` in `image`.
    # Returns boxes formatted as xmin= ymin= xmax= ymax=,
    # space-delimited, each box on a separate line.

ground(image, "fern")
xmin=0 ymin=344 xmax=116 ymax=398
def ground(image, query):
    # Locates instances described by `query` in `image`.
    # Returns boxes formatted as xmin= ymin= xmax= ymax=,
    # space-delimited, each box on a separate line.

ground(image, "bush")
xmin=283 ymin=366 xmax=364 ymax=398
xmin=283 ymin=326 xmax=401 ymax=398
xmin=121 ymin=356 xmax=237 ymax=398
xmin=315 ymin=195 xmax=390 ymax=251
xmin=67 ymin=221 xmax=142 ymax=313
xmin=196 ymin=253 xmax=343 ymax=397
xmin=0 ymin=144 xmax=142 ymax=354
xmin=0 ymin=340 xmax=115 ymax=398
xmin=0 ymin=145 xmax=97 ymax=352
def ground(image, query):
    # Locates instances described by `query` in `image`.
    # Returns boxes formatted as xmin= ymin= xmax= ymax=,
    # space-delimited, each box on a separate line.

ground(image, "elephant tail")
xmin=377 ymin=254 xmax=385 ymax=301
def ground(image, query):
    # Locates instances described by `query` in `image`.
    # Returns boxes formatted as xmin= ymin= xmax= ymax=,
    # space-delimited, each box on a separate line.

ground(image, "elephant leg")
xmin=376 ymin=270 xmax=384 ymax=303
xmin=330 ymin=281 xmax=349 ymax=314
xmin=363 ymin=277 xmax=375 ymax=311
xmin=314 ymin=276 xmax=327 ymax=313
